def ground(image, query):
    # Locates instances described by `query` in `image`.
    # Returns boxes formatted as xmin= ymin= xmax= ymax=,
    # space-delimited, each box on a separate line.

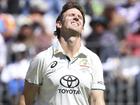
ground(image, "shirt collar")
xmin=52 ymin=39 xmax=87 ymax=58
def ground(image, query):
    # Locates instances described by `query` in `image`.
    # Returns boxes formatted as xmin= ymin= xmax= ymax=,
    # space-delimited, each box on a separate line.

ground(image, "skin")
xmin=56 ymin=8 xmax=84 ymax=58
xmin=89 ymin=90 xmax=105 ymax=105
xmin=23 ymin=8 xmax=105 ymax=105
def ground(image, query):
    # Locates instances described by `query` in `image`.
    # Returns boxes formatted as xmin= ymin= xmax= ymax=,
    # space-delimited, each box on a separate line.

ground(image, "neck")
xmin=59 ymin=36 xmax=81 ymax=58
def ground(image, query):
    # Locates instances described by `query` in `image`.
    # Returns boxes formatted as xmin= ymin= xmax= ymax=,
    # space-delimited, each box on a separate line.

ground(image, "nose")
xmin=73 ymin=16 xmax=79 ymax=21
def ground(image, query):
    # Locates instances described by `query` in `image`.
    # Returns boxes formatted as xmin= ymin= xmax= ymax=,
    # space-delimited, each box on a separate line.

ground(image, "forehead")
xmin=63 ymin=8 xmax=82 ymax=16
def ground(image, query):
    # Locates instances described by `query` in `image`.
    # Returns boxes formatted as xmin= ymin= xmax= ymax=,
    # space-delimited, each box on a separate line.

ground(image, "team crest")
xmin=79 ymin=58 xmax=89 ymax=67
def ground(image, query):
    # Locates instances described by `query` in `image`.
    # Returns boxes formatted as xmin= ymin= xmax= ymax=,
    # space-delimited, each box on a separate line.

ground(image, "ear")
xmin=56 ymin=21 xmax=62 ymax=29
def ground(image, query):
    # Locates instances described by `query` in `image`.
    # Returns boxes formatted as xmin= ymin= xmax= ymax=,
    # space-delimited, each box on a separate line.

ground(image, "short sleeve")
xmin=25 ymin=54 xmax=44 ymax=85
xmin=91 ymin=54 xmax=105 ymax=90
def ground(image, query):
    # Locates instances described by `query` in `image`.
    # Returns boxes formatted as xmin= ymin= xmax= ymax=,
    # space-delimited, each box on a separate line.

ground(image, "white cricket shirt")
xmin=26 ymin=40 xmax=105 ymax=105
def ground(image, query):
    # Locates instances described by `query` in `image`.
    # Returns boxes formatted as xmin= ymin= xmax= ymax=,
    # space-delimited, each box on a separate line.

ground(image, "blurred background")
xmin=0 ymin=0 xmax=139 ymax=105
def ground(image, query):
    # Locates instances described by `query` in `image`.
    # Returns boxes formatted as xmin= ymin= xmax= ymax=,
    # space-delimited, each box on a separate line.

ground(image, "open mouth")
xmin=71 ymin=22 xmax=79 ymax=26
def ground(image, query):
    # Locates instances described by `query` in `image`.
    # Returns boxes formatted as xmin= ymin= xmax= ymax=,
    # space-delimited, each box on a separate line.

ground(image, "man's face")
xmin=61 ymin=8 xmax=84 ymax=35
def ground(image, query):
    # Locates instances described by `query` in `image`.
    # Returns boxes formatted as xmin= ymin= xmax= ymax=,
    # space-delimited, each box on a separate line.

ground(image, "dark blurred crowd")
xmin=0 ymin=0 xmax=140 ymax=105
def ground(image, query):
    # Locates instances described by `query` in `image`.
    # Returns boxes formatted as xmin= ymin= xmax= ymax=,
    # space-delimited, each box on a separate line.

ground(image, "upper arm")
xmin=89 ymin=54 xmax=106 ymax=105
xmin=91 ymin=54 xmax=105 ymax=90
xmin=23 ymin=80 xmax=40 ymax=105
xmin=89 ymin=90 xmax=105 ymax=105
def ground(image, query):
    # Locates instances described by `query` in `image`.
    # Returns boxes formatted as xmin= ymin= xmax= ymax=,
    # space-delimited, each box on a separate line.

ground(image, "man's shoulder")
xmin=35 ymin=46 xmax=53 ymax=60
xmin=83 ymin=46 xmax=101 ymax=61
xmin=84 ymin=46 xmax=98 ymax=56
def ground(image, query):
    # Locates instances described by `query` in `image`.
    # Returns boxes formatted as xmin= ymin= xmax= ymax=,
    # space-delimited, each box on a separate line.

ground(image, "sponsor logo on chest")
xmin=58 ymin=75 xmax=81 ymax=94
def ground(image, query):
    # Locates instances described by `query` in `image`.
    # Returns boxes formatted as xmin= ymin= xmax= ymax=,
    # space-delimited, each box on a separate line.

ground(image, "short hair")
xmin=54 ymin=2 xmax=85 ymax=38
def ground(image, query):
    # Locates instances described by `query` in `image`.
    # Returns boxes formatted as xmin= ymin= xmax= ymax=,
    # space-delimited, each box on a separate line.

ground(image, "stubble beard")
xmin=60 ymin=28 xmax=81 ymax=44
xmin=67 ymin=27 xmax=81 ymax=37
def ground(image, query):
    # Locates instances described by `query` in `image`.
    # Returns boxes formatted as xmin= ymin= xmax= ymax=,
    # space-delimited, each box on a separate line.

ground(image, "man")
xmin=23 ymin=2 xmax=106 ymax=105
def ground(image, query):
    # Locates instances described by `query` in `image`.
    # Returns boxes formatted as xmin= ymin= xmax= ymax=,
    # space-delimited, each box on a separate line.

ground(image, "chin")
xmin=71 ymin=30 xmax=81 ymax=36
xmin=69 ymin=28 xmax=81 ymax=35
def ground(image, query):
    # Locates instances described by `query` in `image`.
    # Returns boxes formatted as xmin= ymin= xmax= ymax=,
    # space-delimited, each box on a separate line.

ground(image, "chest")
xmin=43 ymin=57 xmax=93 ymax=90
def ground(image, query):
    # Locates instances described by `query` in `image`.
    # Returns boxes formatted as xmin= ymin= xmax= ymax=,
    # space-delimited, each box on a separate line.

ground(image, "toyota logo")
xmin=60 ymin=75 xmax=79 ymax=88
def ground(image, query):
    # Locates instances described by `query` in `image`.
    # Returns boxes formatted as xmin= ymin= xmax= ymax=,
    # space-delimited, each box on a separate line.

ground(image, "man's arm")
xmin=23 ymin=80 xmax=40 ymax=105
xmin=89 ymin=90 xmax=105 ymax=105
